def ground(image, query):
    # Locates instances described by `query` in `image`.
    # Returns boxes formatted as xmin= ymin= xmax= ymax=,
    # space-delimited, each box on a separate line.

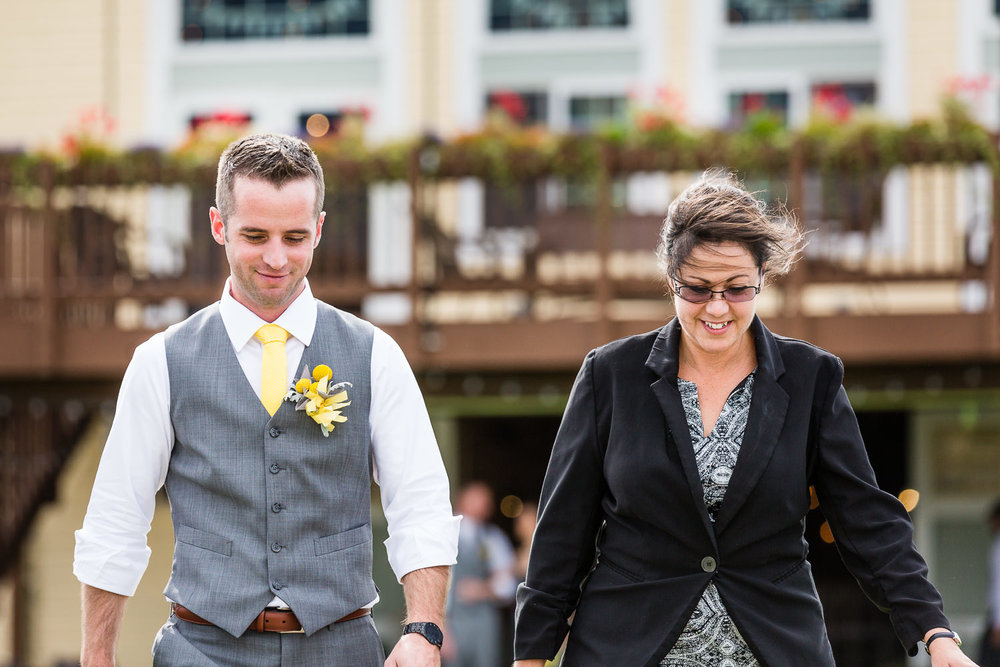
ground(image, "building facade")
xmin=1 ymin=1 xmax=999 ymax=665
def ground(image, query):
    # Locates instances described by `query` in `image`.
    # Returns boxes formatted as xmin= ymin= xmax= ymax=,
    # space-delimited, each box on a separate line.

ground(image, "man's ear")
xmin=313 ymin=211 xmax=326 ymax=248
xmin=210 ymin=207 xmax=226 ymax=246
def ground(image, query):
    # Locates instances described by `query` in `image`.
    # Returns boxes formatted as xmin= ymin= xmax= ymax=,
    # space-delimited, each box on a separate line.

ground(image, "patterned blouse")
xmin=660 ymin=371 xmax=761 ymax=667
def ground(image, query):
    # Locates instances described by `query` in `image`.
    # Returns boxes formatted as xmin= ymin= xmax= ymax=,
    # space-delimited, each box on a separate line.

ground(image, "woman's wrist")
xmin=922 ymin=627 xmax=961 ymax=654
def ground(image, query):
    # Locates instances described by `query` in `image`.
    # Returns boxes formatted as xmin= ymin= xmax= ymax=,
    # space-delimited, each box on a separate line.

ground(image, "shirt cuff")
xmin=383 ymin=515 xmax=461 ymax=582
xmin=73 ymin=528 xmax=151 ymax=597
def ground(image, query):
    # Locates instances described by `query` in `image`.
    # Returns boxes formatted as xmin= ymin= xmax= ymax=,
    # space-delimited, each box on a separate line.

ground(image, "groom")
xmin=74 ymin=133 xmax=459 ymax=666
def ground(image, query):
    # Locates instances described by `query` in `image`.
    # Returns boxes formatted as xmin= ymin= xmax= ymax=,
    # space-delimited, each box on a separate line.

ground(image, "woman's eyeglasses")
xmin=672 ymin=282 xmax=761 ymax=304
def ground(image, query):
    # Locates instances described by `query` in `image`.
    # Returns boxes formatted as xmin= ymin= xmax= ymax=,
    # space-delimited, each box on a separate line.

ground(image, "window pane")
xmin=811 ymin=82 xmax=876 ymax=119
xmin=182 ymin=0 xmax=369 ymax=41
xmin=727 ymin=91 xmax=789 ymax=129
xmin=727 ymin=0 xmax=870 ymax=24
xmin=568 ymin=95 xmax=627 ymax=131
xmin=490 ymin=0 xmax=629 ymax=31
xmin=485 ymin=90 xmax=548 ymax=125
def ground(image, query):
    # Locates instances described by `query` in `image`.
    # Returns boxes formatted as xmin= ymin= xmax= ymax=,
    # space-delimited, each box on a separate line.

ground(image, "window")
xmin=489 ymin=0 xmax=628 ymax=31
xmin=727 ymin=0 xmax=870 ymax=24
xmin=569 ymin=95 xmax=627 ymax=131
xmin=298 ymin=108 xmax=369 ymax=138
xmin=485 ymin=90 xmax=549 ymax=126
xmin=181 ymin=0 xmax=369 ymax=41
xmin=727 ymin=91 xmax=789 ymax=129
xmin=189 ymin=110 xmax=253 ymax=131
xmin=810 ymin=82 xmax=876 ymax=120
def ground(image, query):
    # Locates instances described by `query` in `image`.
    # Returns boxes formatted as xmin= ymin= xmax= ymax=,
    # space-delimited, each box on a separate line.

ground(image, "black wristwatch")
xmin=924 ymin=630 xmax=961 ymax=654
xmin=402 ymin=622 xmax=444 ymax=648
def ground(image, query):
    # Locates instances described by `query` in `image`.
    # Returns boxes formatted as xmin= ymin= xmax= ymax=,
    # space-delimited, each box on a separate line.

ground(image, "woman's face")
xmin=672 ymin=241 xmax=760 ymax=361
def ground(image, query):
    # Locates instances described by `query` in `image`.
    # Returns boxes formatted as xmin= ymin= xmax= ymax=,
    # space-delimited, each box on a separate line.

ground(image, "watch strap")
xmin=402 ymin=621 xmax=443 ymax=648
xmin=924 ymin=630 xmax=961 ymax=654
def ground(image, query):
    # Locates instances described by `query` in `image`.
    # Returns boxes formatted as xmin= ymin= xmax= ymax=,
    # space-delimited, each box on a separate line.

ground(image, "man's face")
xmin=210 ymin=176 xmax=325 ymax=321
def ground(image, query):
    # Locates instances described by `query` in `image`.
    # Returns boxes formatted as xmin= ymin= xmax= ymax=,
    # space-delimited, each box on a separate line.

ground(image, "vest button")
xmin=270 ymin=542 xmax=283 ymax=553
xmin=701 ymin=556 xmax=717 ymax=573
xmin=269 ymin=427 xmax=281 ymax=438
xmin=272 ymin=582 xmax=284 ymax=591
xmin=271 ymin=502 xmax=283 ymax=513
xmin=269 ymin=463 xmax=281 ymax=474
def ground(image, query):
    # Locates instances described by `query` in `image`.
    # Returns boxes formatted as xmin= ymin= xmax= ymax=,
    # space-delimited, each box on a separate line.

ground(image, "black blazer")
xmin=514 ymin=317 xmax=949 ymax=666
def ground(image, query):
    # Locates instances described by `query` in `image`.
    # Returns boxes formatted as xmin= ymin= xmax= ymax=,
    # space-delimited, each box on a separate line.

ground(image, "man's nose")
xmin=262 ymin=241 xmax=287 ymax=268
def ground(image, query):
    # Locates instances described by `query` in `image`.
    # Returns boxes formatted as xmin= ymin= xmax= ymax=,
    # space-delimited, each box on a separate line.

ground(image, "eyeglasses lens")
xmin=676 ymin=286 xmax=758 ymax=303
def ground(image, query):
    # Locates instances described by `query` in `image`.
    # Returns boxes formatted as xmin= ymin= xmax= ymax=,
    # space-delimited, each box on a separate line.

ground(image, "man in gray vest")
xmin=74 ymin=133 xmax=459 ymax=666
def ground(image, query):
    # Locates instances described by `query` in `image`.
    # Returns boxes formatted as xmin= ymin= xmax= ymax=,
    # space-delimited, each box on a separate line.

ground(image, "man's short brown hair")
xmin=215 ymin=133 xmax=325 ymax=222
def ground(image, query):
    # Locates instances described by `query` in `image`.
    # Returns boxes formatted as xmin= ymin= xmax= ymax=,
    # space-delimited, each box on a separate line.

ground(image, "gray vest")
xmin=162 ymin=301 xmax=377 ymax=637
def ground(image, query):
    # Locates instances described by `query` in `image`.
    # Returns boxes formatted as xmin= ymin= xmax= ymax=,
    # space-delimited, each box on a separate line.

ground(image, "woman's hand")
xmin=512 ymin=661 xmax=546 ymax=667
xmin=925 ymin=628 xmax=979 ymax=667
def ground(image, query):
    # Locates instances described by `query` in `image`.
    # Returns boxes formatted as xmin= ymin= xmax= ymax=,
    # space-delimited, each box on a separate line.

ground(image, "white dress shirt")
xmin=74 ymin=279 xmax=460 ymax=598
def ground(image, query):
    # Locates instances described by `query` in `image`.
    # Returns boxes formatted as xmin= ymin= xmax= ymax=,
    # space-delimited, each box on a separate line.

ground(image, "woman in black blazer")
xmin=513 ymin=172 xmax=977 ymax=667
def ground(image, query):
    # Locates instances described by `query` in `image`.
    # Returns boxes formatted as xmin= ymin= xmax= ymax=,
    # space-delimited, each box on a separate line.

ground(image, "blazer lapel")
xmin=713 ymin=317 xmax=789 ymax=535
xmin=646 ymin=320 xmax=717 ymax=546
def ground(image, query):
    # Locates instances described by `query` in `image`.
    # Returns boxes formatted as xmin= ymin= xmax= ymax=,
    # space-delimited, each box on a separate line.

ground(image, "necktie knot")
xmin=255 ymin=324 xmax=288 ymax=346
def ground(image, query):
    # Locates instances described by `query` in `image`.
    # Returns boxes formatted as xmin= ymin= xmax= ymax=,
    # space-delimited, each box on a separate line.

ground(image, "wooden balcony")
xmin=1 ymin=144 xmax=999 ymax=383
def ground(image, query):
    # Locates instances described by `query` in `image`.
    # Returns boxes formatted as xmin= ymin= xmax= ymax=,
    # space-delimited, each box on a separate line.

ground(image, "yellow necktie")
xmin=254 ymin=324 xmax=289 ymax=416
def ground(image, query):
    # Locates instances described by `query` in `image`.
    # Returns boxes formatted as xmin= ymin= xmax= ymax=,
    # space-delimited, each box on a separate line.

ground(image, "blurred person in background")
xmin=74 ymin=133 xmax=458 ymax=667
xmin=982 ymin=500 xmax=1000 ymax=666
xmin=512 ymin=171 xmax=978 ymax=667
xmin=444 ymin=481 xmax=517 ymax=667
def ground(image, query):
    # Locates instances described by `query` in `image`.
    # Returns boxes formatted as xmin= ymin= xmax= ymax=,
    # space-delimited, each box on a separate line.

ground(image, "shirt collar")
xmin=219 ymin=277 xmax=317 ymax=351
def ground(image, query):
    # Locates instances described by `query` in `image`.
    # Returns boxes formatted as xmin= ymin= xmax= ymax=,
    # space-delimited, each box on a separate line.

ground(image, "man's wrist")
xmin=402 ymin=621 xmax=444 ymax=648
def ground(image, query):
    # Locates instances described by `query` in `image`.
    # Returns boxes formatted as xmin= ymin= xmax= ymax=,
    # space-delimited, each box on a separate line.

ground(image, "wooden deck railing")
xmin=0 ymin=148 xmax=998 ymax=379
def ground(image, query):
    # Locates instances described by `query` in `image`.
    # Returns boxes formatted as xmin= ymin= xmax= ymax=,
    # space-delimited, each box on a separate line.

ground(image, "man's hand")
xmin=81 ymin=584 xmax=128 ymax=667
xmin=384 ymin=632 xmax=441 ymax=667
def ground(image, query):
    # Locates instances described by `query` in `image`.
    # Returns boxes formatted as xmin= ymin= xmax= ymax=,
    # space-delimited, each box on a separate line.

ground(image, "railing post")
xmin=39 ymin=164 xmax=58 ymax=376
xmin=595 ymin=144 xmax=614 ymax=346
xmin=407 ymin=143 xmax=426 ymax=370
xmin=784 ymin=137 xmax=807 ymax=340
xmin=989 ymin=138 xmax=1000 ymax=356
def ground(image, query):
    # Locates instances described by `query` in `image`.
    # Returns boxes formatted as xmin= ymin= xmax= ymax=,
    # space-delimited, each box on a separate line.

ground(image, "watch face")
xmin=405 ymin=622 xmax=443 ymax=647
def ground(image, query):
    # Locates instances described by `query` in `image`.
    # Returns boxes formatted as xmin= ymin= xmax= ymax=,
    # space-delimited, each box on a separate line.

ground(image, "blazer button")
xmin=701 ymin=556 xmax=717 ymax=573
xmin=270 ymin=542 xmax=283 ymax=553
xmin=269 ymin=463 xmax=281 ymax=474
xmin=268 ymin=427 xmax=281 ymax=438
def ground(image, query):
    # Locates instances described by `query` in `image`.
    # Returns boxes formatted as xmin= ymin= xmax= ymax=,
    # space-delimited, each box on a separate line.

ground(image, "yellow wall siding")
xmin=406 ymin=0 xmax=458 ymax=136
xmin=0 ymin=1 xmax=146 ymax=149
xmin=665 ymin=0 xmax=692 ymax=122
xmin=907 ymin=0 xmax=958 ymax=118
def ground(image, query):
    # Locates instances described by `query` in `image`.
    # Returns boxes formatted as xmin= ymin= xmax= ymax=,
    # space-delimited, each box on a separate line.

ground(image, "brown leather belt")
xmin=171 ymin=603 xmax=370 ymax=634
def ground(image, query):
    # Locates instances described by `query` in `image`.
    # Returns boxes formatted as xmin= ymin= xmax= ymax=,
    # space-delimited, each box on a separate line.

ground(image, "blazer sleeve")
xmin=514 ymin=350 xmax=607 ymax=660
xmin=811 ymin=356 xmax=949 ymax=656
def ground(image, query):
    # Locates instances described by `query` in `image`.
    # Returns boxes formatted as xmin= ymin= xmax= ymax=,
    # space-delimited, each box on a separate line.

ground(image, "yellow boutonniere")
xmin=284 ymin=363 xmax=351 ymax=437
